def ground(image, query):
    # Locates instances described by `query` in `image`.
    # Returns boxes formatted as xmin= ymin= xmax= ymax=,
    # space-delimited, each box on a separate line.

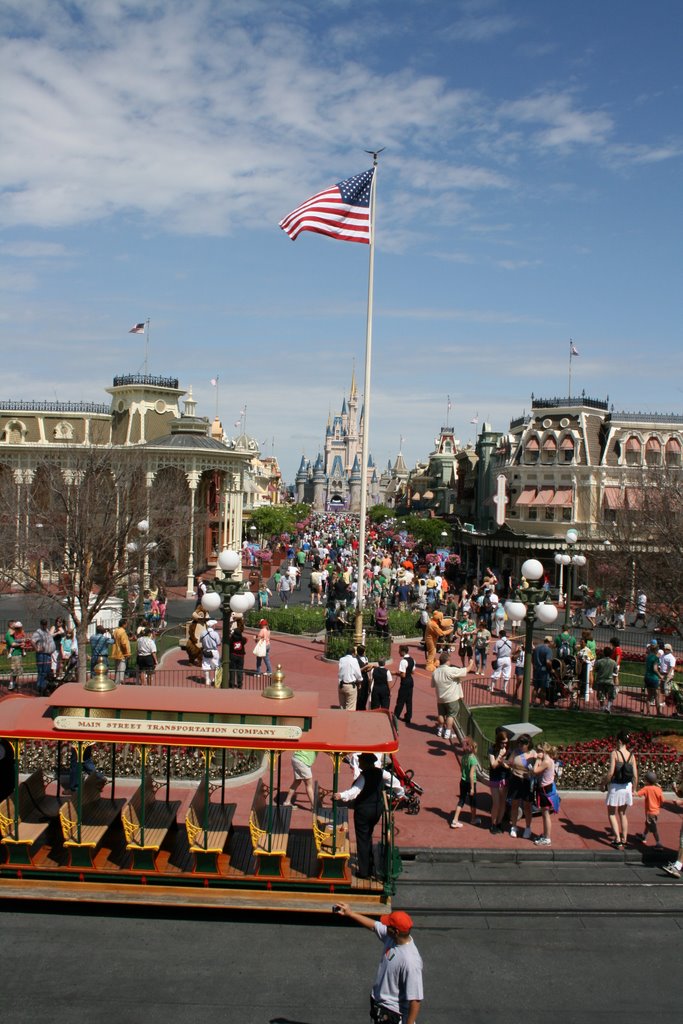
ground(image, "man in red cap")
xmin=332 ymin=903 xmax=423 ymax=1024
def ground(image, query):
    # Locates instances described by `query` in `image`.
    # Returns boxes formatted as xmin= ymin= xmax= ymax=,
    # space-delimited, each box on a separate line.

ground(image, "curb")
xmin=399 ymin=846 xmax=667 ymax=864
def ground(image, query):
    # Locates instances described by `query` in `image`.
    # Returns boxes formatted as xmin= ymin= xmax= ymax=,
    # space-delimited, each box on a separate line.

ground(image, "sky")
xmin=2 ymin=0 xmax=682 ymax=484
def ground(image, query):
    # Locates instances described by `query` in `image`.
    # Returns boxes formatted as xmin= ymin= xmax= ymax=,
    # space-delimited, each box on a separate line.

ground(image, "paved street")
xmin=2 ymin=862 xmax=681 ymax=1023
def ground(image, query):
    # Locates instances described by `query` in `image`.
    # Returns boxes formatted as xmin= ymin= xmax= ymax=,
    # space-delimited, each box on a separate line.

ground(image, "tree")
xmin=595 ymin=467 xmax=683 ymax=637
xmin=0 ymin=448 xmax=174 ymax=681
xmin=403 ymin=515 xmax=450 ymax=551
xmin=248 ymin=505 xmax=296 ymax=545
xmin=368 ymin=504 xmax=395 ymax=525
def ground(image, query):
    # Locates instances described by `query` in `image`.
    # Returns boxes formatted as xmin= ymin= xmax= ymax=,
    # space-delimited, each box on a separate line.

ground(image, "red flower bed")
xmin=556 ymin=730 xmax=683 ymax=790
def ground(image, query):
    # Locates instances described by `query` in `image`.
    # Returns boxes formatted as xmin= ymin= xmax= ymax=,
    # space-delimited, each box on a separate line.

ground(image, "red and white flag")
xmin=279 ymin=169 xmax=374 ymax=244
xmin=570 ymin=341 xmax=579 ymax=357
xmin=129 ymin=322 xmax=145 ymax=334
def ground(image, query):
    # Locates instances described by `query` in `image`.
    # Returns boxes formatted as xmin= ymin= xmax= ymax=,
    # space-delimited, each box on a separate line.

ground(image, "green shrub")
xmin=324 ymin=632 xmax=392 ymax=662
xmin=387 ymin=609 xmax=421 ymax=636
xmin=245 ymin=606 xmax=325 ymax=635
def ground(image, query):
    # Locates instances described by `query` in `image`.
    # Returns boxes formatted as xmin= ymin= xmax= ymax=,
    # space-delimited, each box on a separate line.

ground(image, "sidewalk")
xmin=150 ymin=631 xmax=682 ymax=860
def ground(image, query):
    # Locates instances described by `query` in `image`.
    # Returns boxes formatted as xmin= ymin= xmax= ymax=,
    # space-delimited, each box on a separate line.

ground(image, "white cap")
xmin=207 ymin=619 xmax=218 ymax=627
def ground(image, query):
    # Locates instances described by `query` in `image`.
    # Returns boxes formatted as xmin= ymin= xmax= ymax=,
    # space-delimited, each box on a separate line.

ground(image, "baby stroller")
xmin=548 ymin=655 xmax=578 ymax=707
xmin=385 ymin=753 xmax=423 ymax=815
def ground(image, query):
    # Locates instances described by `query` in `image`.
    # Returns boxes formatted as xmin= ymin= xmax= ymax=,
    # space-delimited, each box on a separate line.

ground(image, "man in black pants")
xmin=335 ymin=752 xmax=385 ymax=879
xmin=394 ymin=645 xmax=415 ymax=725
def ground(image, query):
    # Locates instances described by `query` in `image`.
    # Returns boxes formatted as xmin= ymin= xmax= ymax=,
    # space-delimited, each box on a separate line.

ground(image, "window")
xmin=666 ymin=438 xmax=682 ymax=468
xmin=560 ymin=435 xmax=574 ymax=463
xmin=527 ymin=507 xmax=538 ymax=521
xmin=625 ymin=436 xmax=641 ymax=467
xmin=525 ymin=437 xmax=540 ymax=464
xmin=562 ymin=507 xmax=572 ymax=522
xmin=544 ymin=506 xmax=555 ymax=521
xmin=645 ymin=437 xmax=661 ymax=467
xmin=541 ymin=436 xmax=557 ymax=464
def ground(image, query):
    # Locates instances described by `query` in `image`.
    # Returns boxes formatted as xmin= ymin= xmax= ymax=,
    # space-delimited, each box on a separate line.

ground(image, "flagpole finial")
xmin=364 ymin=147 xmax=385 ymax=167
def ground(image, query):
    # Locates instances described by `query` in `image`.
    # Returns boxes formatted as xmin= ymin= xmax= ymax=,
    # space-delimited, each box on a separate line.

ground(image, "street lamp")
xmin=505 ymin=558 xmax=559 ymax=722
xmin=201 ymin=548 xmax=256 ymax=687
xmin=561 ymin=529 xmax=587 ymax=629
xmin=126 ymin=519 xmax=158 ymax=625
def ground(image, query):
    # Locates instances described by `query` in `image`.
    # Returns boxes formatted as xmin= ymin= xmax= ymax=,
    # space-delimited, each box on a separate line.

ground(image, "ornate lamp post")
xmin=561 ymin=528 xmax=587 ymax=629
xmin=126 ymin=519 xmax=158 ymax=626
xmin=201 ymin=548 xmax=256 ymax=687
xmin=505 ymin=558 xmax=559 ymax=722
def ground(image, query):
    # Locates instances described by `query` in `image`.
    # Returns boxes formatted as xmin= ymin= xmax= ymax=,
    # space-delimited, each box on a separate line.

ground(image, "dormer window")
xmin=541 ymin=435 xmax=557 ymax=464
xmin=560 ymin=435 xmax=575 ymax=463
xmin=645 ymin=437 xmax=661 ymax=467
xmin=666 ymin=437 xmax=681 ymax=468
xmin=524 ymin=436 xmax=539 ymax=464
xmin=625 ymin=436 xmax=641 ymax=467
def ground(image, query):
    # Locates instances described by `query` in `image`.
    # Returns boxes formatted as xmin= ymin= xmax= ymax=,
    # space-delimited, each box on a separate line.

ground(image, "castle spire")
xmin=350 ymin=360 xmax=358 ymax=400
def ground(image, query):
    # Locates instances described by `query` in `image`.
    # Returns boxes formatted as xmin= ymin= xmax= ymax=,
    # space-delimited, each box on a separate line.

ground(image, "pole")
xmin=563 ymin=561 xmax=573 ymax=629
xmin=144 ymin=319 xmax=151 ymax=375
xmin=520 ymin=610 xmax=534 ymax=723
xmin=568 ymin=338 xmax=573 ymax=399
xmin=354 ymin=152 xmax=380 ymax=645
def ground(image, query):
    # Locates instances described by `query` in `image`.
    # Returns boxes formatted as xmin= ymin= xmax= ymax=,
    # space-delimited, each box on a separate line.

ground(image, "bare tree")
xmin=0 ymin=448 xmax=150 ymax=681
xmin=597 ymin=467 xmax=683 ymax=636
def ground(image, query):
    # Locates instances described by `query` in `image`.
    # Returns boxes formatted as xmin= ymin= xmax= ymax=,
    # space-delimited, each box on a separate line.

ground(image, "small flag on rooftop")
xmin=570 ymin=341 xmax=579 ymax=356
xmin=210 ymin=377 xmax=218 ymax=386
xmin=279 ymin=168 xmax=374 ymax=244
xmin=129 ymin=322 xmax=145 ymax=334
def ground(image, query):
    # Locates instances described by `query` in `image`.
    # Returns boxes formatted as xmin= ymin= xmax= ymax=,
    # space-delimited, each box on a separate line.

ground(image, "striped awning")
xmin=602 ymin=487 xmax=625 ymax=510
xmin=530 ymin=488 xmax=554 ymax=506
xmin=550 ymin=488 xmax=573 ymax=507
xmin=560 ymin=436 xmax=574 ymax=450
xmin=525 ymin=437 xmax=539 ymax=450
xmin=625 ymin=436 xmax=641 ymax=451
xmin=515 ymin=487 xmax=537 ymax=506
xmin=543 ymin=436 xmax=557 ymax=450
xmin=666 ymin=437 xmax=682 ymax=453
xmin=646 ymin=437 xmax=661 ymax=452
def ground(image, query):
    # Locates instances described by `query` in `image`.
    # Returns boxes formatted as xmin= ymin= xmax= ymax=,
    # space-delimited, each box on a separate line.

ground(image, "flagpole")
xmin=568 ymin=338 xmax=573 ymax=399
xmin=354 ymin=151 xmax=380 ymax=645
xmin=144 ymin=319 xmax=151 ymax=375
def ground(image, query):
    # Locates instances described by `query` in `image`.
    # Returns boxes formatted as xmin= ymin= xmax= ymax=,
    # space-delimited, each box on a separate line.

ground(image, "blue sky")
xmin=2 ymin=0 xmax=682 ymax=483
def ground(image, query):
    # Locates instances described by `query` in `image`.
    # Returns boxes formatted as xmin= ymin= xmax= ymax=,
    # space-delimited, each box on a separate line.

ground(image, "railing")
xmin=609 ymin=411 xmax=683 ymax=424
xmin=0 ymin=667 xmax=271 ymax=691
xmin=0 ymin=400 xmax=110 ymax=414
xmin=112 ymin=374 xmax=179 ymax=389
xmin=531 ymin=393 xmax=608 ymax=411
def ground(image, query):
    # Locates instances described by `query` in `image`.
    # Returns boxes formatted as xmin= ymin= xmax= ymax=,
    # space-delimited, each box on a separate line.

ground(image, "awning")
xmin=646 ymin=437 xmax=661 ymax=452
xmin=515 ymin=487 xmax=537 ymax=506
xmin=550 ymin=488 xmax=573 ymax=507
xmin=525 ymin=437 xmax=539 ymax=450
xmin=560 ymin=436 xmax=574 ymax=450
xmin=530 ymin=488 xmax=554 ymax=506
xmin=602 ymin=487 xmax=625 ymax=510
xmin=626 ymin=487 xmax=644 ymax=510
xmin=542 ymin=437 xmax=557 ymax=451
xmin=625 ymin=436 xmax=641 ymax=451
xmin=666 ymin=438 xmax=682 ymax=453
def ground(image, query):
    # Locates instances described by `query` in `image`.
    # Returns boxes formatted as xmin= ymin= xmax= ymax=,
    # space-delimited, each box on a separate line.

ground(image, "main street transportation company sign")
xmin=53 ymin=716 xmax=302 ymax=741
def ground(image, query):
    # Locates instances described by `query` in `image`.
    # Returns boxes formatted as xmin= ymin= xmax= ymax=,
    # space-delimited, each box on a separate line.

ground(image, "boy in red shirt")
xmin=636 ymin=770 xmax=663 ymax=848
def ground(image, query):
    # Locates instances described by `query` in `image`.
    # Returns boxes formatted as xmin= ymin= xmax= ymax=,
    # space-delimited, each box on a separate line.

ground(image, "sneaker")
xmin=473 ymin=817 xmax=482 ymax=825
xmin=450 ymin=820 xmax=463 ymax=829
xmin=663 ymin=863 xmax=681 ymax=878
xmin=534 ymin=836 xmax=552 ymax=846
xmin=522 ymin=827 xmax=532 ymax=840
xmin=509 ymin=827 xmax=518 ymax=838
xmin=436 ymin=726 xmax=443 ymax=737
xmin=444 ymin=729 xmax=452 ymax=740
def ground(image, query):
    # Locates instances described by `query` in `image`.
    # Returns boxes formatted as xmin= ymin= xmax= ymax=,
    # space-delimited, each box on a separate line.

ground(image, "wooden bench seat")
xmin=185 ymin=783 xmax=236 ymax=873
xmin=248 ymin=779 xmax=292 ymax=877
xmin=18 ymin=769 xmax=61 ymax=821
xmin=0 ymin=795 xmax=50 ymax=866
xmin=121 ymin=776 xmax=180 ymax=870
xmin=59 ymin=787 xmax=125 ymax=868
xmin=312 ymin=781 xmax=350 ymax=881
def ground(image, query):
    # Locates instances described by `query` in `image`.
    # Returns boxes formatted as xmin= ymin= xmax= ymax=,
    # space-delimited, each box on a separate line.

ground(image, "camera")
xmin=332 ymin=904 xmax=342 ymax=913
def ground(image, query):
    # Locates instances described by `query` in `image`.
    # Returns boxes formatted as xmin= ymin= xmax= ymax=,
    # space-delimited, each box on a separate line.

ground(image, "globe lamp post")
xmin=561 ymin=529 xmax=587 ymax=629
xmin=505 ymin=558 xmax=559 ymax=723
xmin=126 ymin=519 xmax=158 ymax=626
xmin=201 ymin=548 xmax=256 ymax=687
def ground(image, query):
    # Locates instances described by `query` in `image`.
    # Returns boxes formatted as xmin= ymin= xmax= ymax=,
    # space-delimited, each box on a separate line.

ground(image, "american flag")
xmin=279 ymin=169 xmax=374 ymax=244
xmin=129 ymin=322 xmax=145 ymax=334
xmin=570 ymin=340 xmax=580 ymax=356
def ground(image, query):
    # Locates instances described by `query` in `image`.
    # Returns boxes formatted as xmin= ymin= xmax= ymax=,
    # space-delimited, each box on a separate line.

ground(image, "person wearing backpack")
xmin=228 ymin=620 xmax=247 ymax=688
xmin=605 ymin=730 xmax=638 ymax=850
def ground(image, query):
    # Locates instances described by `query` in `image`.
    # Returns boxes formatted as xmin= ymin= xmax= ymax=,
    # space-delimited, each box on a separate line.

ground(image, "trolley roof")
xmin=0 ymin=685 xmax=398 ymax=754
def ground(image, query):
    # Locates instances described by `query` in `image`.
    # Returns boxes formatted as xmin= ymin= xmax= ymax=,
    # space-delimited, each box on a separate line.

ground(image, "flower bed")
xmin=557 ymin=730 xmax=683 ymax=790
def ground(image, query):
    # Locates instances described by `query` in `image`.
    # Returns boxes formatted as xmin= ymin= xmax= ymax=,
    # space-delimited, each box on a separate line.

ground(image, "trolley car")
xmin=0 ymin=667 xmax=400 ymax=914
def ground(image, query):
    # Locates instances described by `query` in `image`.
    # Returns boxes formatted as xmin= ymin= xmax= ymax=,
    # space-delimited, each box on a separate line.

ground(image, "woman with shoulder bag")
xmin=254 ymin=619 xmax=272 ymax=675
xmin=605 ymin=730 xmax=638 ymax=850
xmin=532 ymin=742 xmax=560 ymax=846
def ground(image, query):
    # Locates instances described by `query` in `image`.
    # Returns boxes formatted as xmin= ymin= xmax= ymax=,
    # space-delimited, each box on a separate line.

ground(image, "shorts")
xmin=291 ymin=756 xmax=313 ymax=780
xmin=457 ymin=779 xmax=476 ymax=806
xmin=508 ymin=775 xmax=531 ymax=802
xmin=137 ymin=654 xmax=156 ymax=670
xmin=437 ymin=700 xmax=460 ymax=719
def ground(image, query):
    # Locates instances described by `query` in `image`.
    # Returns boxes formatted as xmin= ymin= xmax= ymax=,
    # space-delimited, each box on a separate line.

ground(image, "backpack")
xmin=613 ymin=752 xmax=634 ymax=784
xmin=558 ymin=638 xmax=571 ymax=659
xmin=201 ymin=630 xmax=218 ymax=655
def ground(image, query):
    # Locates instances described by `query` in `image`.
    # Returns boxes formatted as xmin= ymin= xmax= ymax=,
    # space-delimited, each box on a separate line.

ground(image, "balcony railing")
xmin=0 ymin=400 xmax=110 ymax=414
xmin=531 ymin=392 xmax=608 ymax=411
xmin=112 ymin=374 xmax=179 ymax=389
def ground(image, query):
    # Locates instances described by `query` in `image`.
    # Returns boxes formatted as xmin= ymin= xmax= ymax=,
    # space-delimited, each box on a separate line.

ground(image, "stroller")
xmin=384 ymin=753 xmax=423 ymax=815
xmin=45 ymin=651 xmax=79 ymax=693
xmin=548 ymin=655 xmax=578 ymax=707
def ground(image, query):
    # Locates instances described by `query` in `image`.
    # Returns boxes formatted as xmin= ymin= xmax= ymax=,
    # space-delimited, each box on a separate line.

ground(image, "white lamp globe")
xmin=229 ymin=593 xmax=251 ymax=615
xmin=505 ymin=601 xmax=527 ymax=621
xmin=201 ymin=591 xmax=222 ymax=614
xmin=218 ymin=548 xmax=241 ymax=573
xmin=489 ymin=593 xmax=499 ymax=606
xmin=126 ymin=541 xmax=138 ymax=554
xmin=565 ymin=528 xmax=578 ymax=545
xmin=555 ymin=553 xmax=571 ymax=566
xmin=535 ymin=602 xmax=559 ymax=625
xmin=242 ymin=590 xmax=256 ymax=610
xmin=572 ymin=554 xmax=587 ymax=568
xmin=521 ymin=558 xmax=544 ymax=582
xmin=137 ymin=519 xmax=149 ymax=533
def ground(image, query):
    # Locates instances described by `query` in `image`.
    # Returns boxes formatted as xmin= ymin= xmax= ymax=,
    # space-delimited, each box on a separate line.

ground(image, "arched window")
xmin=666 ymin=437 xmax=682 ymax=468
xmin=4 ymin=420 xmax=27 ymax=444
xmin=524 ymin=436 xmax=540 ymax=464
xmin=625 ymin=436 xmax=641 ymax=467
xmin=541 ymin=435 xmax=557 ymax=464
xmin=645 ymin=437 xmax=661 ymax=467
xmin=560 ymin=435 xmax=575 ymax=463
